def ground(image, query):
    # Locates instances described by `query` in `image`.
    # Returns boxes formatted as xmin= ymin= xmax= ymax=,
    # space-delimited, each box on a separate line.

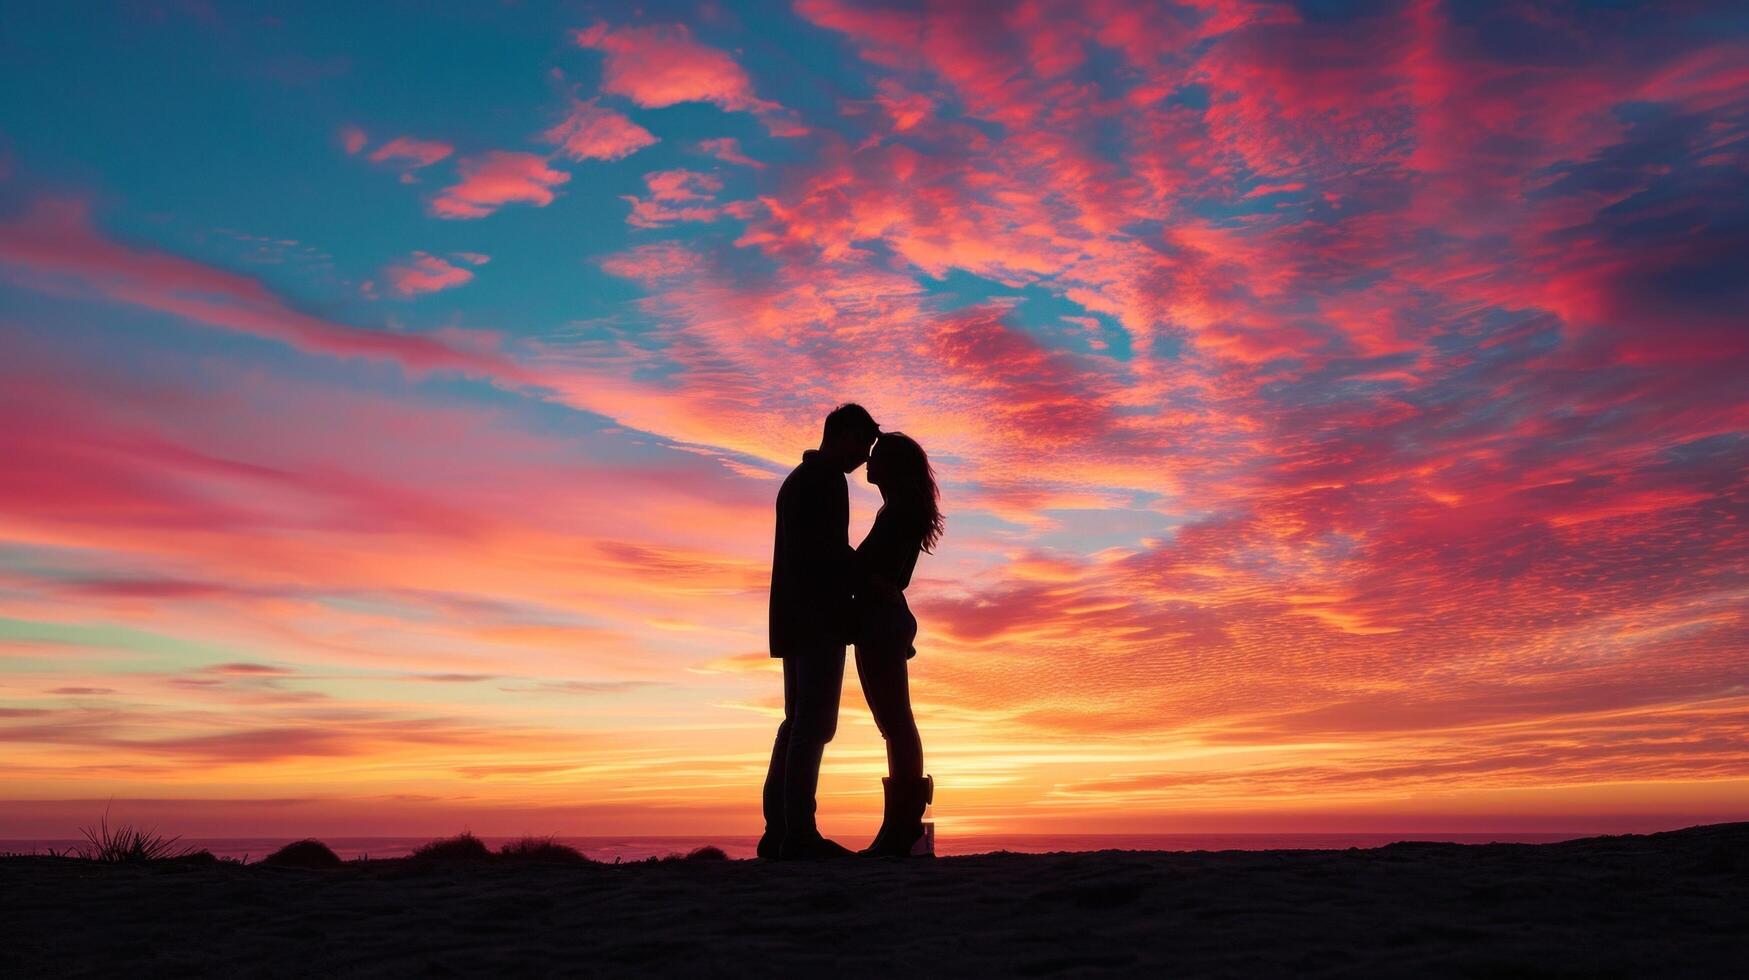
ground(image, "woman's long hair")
xmin=873 ymin=432 xmax=945 ymax=553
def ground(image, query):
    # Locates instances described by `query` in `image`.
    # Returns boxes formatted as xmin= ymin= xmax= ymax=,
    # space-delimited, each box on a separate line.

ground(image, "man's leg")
xmin=758 ymin=657 xmax=799 ymax=859
xmin=779 ymin=645 xmax=849 ymax=858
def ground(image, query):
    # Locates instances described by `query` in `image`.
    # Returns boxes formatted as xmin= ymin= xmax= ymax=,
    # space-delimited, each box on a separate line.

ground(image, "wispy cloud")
xmin=0 ymin=198 xmax=530 ymax=379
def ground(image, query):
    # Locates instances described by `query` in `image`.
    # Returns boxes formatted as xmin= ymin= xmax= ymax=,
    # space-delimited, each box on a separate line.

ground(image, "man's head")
xmin=819 ymin=403 xmax=880 ymax=473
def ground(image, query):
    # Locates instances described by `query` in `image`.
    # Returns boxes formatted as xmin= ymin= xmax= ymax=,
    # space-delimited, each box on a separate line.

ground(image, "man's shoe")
xmin=757 ymin=829 xmax=783 ymax=860
xmin=779 ymin=831 xmax=853 ymax=860
xmin=861 ymin=775 xmax=933 ymax=858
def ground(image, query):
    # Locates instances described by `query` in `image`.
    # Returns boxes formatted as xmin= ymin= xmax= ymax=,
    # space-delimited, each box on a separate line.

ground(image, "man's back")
xmin=769 ymin=450 xmax=854 ymax=658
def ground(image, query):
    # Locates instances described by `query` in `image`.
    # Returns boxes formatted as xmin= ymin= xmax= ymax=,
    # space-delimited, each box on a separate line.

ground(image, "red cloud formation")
xmin=543 ymin=97 xmax=659 ymax=161
xmin=8 ymin=1 xmax=1749 ymax=833
xmin=381 ymin=251 xmax=486 ymax=297
xmin=554 ymin=1 xmax=1749 ymax=702
xmin=573 ymin=21 xmax=805 ymax=136
xmin=338 ymin=124 xmax=367 ymax=154
xmin=429 ymin=151 xmax=571 ymax=219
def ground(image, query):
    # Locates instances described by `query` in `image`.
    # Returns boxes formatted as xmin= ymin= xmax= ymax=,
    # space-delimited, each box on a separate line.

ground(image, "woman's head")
xmin=867 ymin=432 xmax=945 ymax=552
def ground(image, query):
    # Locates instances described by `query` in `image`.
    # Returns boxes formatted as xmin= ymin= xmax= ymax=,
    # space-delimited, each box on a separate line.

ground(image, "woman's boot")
xmin=862 ymin=775 xmax=933 ymax=857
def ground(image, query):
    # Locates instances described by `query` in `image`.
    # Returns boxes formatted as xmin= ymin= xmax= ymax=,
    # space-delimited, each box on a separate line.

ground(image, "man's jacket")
xmin=768 ymin=450 xmax=856 ymax=657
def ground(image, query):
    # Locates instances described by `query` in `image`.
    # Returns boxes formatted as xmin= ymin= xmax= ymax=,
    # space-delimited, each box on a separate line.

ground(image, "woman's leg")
xmin=855 ymin=644 xmax=923 ymax=781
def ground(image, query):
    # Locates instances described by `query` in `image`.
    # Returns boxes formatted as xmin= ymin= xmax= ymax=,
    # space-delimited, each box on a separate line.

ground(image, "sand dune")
xmin=2 ymin=823 xmax=1744 ymax=977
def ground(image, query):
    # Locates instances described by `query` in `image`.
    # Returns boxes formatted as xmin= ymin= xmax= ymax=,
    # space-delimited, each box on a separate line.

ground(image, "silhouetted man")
xmin=760 ymin=403 xmax=880 ymax=860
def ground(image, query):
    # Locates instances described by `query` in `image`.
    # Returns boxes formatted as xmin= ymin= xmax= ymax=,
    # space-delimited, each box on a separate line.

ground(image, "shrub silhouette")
xmin=498 ymin=836 xmax=590 ymax=863
xmin=263 ymin=839 xmax=343 ymax=869
xmin=655 ymin=845 xmax=731 ymax=863
xmin=412 ymin=832 xmax=492 ymax=861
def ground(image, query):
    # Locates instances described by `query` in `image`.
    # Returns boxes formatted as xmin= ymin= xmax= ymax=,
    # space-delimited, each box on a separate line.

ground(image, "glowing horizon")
xmin=2 ymin=1 xmax=1746 ymax=840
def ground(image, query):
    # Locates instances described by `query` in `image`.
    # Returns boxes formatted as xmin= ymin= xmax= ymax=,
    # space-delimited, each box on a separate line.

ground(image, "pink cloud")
xmin=542 ymin=98 xmax=659 ymax=161
xmin=1244 ymin=181 xmax=1306 ymax=198
xmin=621 ymin=169 xmax=741 ymax=228
xmin=873 ymin=78 xmax=935 ymax=132
xmin=597 ymin=243 xmax=703 ymax=284
xmin=381 ymin=251 xmax=485 ymax=298
xmin=429 ymin=151 xmax=571 ymax=219
xmin=367 ymin=136 xmax=454 ymax=169
xmin=697 ymin=137 xmax=763 ymax=169
xmin=644 ymin=169 xmax=723 ymax=202
xmin=572 ymin=21 xmax=804 ymax=135
xmin=339 ymin=124 xmax=367 ymax=155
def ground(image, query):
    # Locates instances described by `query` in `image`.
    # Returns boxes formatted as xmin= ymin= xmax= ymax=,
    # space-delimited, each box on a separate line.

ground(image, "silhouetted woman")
xmin=854 ymin=432 xmax=944 ymax=857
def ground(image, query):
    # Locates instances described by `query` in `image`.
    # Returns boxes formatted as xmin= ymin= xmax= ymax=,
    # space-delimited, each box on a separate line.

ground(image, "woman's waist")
xmin=856 ymin=590 xmax=911 ymax=610
xmin=855 ymin=591 xmax=918 ymax=657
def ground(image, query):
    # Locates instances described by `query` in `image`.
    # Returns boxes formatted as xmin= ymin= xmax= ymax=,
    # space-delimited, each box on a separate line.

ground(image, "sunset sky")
xmin=2 ymin=1 xmax=1746 ymax=839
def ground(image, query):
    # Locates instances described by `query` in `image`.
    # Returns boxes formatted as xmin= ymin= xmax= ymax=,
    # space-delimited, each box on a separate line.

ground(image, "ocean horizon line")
xmin=2 ymin=830 xmax=1602 ymax=863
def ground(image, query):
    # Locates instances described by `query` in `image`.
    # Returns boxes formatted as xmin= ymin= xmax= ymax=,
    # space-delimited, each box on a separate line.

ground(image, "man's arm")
xmin=794 ymin=470 xmax=857 ymax=595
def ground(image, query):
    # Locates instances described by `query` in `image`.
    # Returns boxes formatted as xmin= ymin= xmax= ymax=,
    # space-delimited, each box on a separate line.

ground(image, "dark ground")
xmin=2 ymin=823 xmax=1745 ymax=977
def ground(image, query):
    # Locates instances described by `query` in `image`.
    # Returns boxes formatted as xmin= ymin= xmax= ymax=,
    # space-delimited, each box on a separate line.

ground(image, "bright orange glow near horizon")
xmin=2 ymin=1 xmax=1747 ymax=841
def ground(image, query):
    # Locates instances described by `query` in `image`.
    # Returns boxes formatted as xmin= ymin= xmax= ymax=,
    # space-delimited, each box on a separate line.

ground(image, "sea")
xmin=1 ymin=832 xmax=1590 ymax=863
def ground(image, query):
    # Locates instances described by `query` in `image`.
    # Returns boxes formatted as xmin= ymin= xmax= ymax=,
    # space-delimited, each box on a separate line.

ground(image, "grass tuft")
xmin=78 ymin=810 xmax=194 ymax=863
xmin=498 ymin=836 xmax=590 ymax=863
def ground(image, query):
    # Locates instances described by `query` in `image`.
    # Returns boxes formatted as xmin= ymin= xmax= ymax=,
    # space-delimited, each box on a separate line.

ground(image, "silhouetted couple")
xmin=760 ymin=404 xmax=945 ymax=860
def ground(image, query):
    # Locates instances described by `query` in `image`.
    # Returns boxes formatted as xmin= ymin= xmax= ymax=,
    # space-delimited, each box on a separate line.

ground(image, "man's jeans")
xmin=761 ymin=646 xmax=846 ymax=838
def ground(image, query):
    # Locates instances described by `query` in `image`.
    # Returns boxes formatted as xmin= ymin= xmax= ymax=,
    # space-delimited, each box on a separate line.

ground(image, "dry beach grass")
xmin=1 ymin=824 xmax=1745 ymax=977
